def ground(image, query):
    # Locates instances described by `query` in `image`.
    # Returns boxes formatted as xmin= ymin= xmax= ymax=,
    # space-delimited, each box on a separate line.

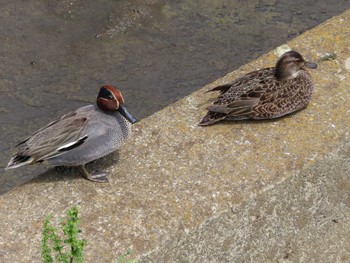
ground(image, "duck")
xmin=198 ymin=50 xmax=318 ymax=126
xmin=6 ymin=85 xmax=137 ymax=183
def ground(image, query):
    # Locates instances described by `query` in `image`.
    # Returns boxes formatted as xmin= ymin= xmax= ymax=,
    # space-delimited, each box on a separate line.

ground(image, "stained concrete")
xmin=0 ymin=8 xmax=350 ymax=263
xmin=141 ymin=143 xmax=350 ymax=262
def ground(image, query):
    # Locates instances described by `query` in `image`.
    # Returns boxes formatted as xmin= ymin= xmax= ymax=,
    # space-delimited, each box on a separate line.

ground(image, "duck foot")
xmin=80 ymin=165 xmax=109 ymax=183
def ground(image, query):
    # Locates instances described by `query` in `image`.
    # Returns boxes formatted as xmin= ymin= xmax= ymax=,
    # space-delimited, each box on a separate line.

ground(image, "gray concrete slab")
xmin=141 ymin=142 xmax=350 ymax=262
xmin=0 ymin=8 xmax=350 ymax=262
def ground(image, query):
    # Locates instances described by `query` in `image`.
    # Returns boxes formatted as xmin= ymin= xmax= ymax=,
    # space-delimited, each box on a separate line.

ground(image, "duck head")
xmin=274 ymin=50 xmax=317 ymax=80
xmin=97 ymin=85 xmax=137 ymax=124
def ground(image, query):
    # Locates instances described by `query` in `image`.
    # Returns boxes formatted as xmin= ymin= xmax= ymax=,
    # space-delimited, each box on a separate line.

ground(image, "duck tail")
xmin=206 ymin=84 xmax=232 ymax=94
xmin=198 ymin=112 xmax=227 ymax=126
xmin=5 ymin=154 xmax=34 ymax=170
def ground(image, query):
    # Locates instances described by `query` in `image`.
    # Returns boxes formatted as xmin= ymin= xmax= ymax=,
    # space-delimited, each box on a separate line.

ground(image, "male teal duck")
xmin=6 ymin=85 xmax=137 ymax=182
xmin=199 ymin=51 xmax=317 ymax=126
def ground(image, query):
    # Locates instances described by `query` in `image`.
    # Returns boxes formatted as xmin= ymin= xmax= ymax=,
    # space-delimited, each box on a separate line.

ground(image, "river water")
xmin=1 ymin=0 xmax=349 ymax=194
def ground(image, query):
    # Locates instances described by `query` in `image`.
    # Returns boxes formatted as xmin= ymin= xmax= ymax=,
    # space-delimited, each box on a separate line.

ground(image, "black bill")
xmin=118 ymin=105 xmax=137 ymax=124
xmin=304 ymin=61 xmax=318 ymax=69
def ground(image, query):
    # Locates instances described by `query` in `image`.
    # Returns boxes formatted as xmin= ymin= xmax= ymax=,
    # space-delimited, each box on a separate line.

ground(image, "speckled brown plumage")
xmin=199 ymin=51 xmax=317 ymax=126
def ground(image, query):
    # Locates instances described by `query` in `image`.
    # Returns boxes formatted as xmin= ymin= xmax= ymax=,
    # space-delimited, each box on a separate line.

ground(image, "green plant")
xmin=41 ymin=206 xmax=86 ymax=263
xmin=115 ymin=249 xmax=137 ymax=263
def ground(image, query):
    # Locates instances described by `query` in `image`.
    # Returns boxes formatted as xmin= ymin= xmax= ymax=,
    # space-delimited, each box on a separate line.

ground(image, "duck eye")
xmin=98 ymin=87 xmax=115 ymax=100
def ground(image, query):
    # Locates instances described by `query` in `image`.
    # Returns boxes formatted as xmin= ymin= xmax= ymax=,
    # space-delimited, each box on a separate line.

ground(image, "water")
xmin=1 ymin=0 xmax=349 ymax=194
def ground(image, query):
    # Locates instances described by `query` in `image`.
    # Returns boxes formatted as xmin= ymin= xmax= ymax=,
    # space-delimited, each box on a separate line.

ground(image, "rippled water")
xmin=1 ymin=0 xmax=349 ymax=194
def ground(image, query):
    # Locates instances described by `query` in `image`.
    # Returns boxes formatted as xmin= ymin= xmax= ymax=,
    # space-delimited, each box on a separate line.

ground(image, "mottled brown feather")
xmin=199 ymin=51 xmax=317 ymax=126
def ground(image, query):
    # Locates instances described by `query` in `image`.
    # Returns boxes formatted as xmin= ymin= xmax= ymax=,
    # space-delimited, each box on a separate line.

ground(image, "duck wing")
xmin=199 ymin=68 xmax=276 ymax=125
xmin=6 ymin=111 xmax=89 ymax=169
xmin=206 ymin=67 xmax=273 ymax=94
xmin=206 ymin=97 xmax=260 ymax=115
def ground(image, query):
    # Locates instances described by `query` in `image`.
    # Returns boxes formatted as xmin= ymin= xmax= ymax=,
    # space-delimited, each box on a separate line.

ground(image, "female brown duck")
xmin=199 ymin=51 xmax=318 ymax=126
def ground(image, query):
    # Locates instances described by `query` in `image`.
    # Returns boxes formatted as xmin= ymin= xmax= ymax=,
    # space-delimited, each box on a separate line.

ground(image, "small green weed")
xmin=115 ymin=249 xmax=137 ymax=263
xmin=41 ymin=206 xmax=86 ymax=263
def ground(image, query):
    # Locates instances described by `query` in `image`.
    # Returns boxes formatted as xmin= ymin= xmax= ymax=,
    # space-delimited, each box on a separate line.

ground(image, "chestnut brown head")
xmin=97 ymin=85 xmax=122 ymax=112
xmin=97 ymin=85 xmax=137 ymax=124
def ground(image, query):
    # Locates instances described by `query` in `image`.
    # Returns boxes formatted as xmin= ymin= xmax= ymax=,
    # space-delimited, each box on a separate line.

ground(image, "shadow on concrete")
xmin=22 ymin=151 xmax=121 ymax=185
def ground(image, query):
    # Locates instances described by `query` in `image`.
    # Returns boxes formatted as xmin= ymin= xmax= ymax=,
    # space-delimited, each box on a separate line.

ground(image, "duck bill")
xmin=304 ymin=61 xmax=318 ymax=69
xmin=118 ymin=105 xmax=137 ymax=124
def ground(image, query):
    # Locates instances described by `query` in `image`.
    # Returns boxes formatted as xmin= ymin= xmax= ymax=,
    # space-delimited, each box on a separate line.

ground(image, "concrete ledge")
xmin=1 ymin=9 xmax=350 ymax=262
xmin=141 ymin=143 xmax=350 ymax=262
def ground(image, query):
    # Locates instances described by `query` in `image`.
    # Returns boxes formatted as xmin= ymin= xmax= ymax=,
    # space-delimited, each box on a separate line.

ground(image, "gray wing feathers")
xmin=11 ymin=112 xmax=88 ymax=164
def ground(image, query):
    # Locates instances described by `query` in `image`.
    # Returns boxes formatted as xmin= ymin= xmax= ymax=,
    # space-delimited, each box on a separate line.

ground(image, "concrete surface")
xmin=0 ymin=8 xmax=350 ymax=263
xmin=141 ymin=143 xmax=350 ymax=262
